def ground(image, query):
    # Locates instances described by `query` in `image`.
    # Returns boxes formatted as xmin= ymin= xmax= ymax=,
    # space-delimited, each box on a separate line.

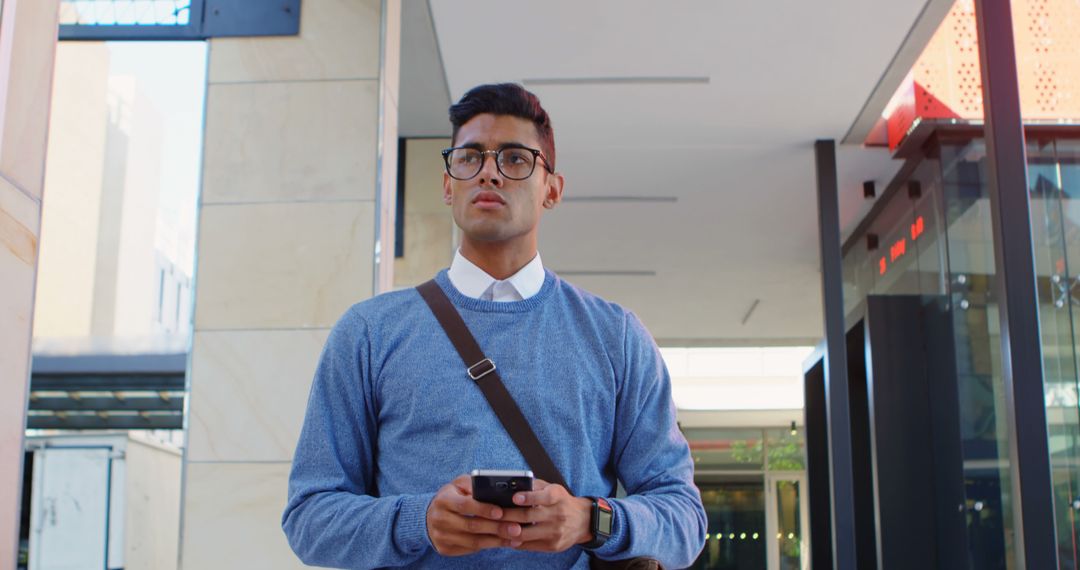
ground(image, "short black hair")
xmin=448 ymin=83 xmax=556 ymax=171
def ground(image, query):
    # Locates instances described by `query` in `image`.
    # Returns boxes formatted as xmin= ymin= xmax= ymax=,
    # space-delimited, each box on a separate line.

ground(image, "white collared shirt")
xmin=447 ymin=250 xmax=545 ymax=302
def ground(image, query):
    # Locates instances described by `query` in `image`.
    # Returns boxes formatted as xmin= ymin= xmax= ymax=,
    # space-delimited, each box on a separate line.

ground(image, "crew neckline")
xmin=432 ymin=269 xmax=557 ymax=313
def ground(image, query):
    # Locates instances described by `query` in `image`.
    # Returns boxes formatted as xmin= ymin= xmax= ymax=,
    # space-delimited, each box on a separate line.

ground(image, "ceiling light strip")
xmin=523 ymin=76 xmax=709 ymax=86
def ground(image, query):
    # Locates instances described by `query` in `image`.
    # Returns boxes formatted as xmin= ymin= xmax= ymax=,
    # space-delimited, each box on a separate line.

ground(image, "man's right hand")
xmin=426 ymin=474 xmax=525 ymax=556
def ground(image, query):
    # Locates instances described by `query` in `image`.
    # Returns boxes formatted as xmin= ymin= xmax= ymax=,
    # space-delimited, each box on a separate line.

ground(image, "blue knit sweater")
xmin=282 ymin=270 xmax=706 ymax=569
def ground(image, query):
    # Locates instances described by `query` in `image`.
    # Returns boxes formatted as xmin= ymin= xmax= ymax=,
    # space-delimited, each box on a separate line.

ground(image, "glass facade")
xmin=34 ymin=41 xmax=205 ymax=357
xmin=686 ymin=427 xmax=808 ymax=569
xmin=841 ymin=127 xmax=1080 ymax=569
xmin=59 ymin=1 xmax=193 ymax=26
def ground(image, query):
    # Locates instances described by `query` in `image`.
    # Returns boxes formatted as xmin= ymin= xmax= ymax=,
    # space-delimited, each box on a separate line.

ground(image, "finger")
xmin=457 ymin=514 xmax=522 ymax=537
xmin=514 ymin=520 xmax=557 ymax=544
xmin=513 ymin=483 xmax=565 ymax=507
xmin=498 ymin=506 xmax=537 ymax=525
xmin=452 ymin=474 xmax=473 ymax=494
xmin=447 ymin=494 xmax=504 ymax=520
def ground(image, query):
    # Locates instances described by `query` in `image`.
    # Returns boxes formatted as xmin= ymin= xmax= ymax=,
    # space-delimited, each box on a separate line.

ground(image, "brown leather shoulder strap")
xmin=416 ymin=279 xmax=569 ymax=490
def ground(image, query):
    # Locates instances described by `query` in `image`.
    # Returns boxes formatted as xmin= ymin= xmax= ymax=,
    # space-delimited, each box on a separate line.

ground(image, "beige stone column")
xmin=179 ymin=1 xmax=400 ymax=568
xmin=0 ymin=1 xmax=59 ymax=568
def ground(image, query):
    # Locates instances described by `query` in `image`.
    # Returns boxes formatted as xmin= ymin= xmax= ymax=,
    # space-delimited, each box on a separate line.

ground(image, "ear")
xmin=443 ymin=172 xmax=453 ymax=206
xmin=542 ymin=172 xmax=565 ymax=209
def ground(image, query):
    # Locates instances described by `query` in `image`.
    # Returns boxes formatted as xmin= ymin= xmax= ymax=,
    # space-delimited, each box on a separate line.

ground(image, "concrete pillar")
xmin=0 ymin=1 xmax=60 ymax=568
xmin=179 ymin=1 xmax=400 ymax=568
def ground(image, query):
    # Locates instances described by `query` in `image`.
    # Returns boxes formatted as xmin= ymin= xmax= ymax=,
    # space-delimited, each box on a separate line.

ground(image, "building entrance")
xmin=765 ymin=473 xmax=809 ymax=570
xmin=810 ymin=125 xmax=1080 ymax=569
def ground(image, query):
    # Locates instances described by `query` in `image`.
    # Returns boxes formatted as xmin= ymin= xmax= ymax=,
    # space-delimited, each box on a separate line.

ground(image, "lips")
xmin=472 ymin=191 xmax=506 ymax=206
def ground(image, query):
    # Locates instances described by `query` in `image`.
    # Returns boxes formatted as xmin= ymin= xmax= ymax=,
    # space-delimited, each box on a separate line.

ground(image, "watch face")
xmin=597 ymin=508 xmax=613 ymax=535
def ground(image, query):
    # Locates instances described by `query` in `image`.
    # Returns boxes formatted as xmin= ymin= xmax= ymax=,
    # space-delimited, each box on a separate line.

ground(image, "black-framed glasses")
xmin=441 ymin=145 xmax=553 ymax=181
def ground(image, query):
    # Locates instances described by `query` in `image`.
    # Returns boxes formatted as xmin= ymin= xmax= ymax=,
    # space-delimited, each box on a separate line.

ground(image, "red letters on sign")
xmin=877 ymin=216 xmax=926 ymax=278
xmin=890 ymin=238 xmax=907 ymax=263
xmin=910 ymin=216 xmax=925 ymax=240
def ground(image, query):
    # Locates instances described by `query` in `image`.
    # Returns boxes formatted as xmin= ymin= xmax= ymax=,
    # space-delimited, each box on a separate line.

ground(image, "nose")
xmin=477 ymin=152 xmax=503 ymax=187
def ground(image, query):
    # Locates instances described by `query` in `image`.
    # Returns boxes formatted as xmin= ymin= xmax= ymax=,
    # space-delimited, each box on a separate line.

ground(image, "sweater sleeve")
xmin=591 ymin=311 xmax=707 ymax=568
xmin=281 ymin=309 xmax=435 ymax=569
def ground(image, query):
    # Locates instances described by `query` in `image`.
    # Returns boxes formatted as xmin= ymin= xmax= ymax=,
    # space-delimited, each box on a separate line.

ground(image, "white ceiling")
xmin=402 ymin=0 xmax=953 ymax=345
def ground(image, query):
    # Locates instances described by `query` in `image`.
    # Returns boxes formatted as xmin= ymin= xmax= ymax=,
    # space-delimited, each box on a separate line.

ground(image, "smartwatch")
xmin=582 ymin=497 xmax=613 ymax=550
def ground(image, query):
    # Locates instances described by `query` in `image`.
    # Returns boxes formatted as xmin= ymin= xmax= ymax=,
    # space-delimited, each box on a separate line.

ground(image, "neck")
xmin=459 ymin=238 xmax=537 ymax=280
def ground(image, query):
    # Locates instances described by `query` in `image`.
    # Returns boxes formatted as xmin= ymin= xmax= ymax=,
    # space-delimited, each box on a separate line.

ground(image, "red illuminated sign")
xmin=890 ymin=238 xmax=906 ymax=263
xmin=878 ymin=216 xmax=925 ymax=276
xmin=911 ymin=216 xmax=924 ymax=240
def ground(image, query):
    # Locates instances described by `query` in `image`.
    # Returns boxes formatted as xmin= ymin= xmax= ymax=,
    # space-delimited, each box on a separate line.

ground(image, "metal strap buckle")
xmin=467 ymin=358 xmax=496 ymax=381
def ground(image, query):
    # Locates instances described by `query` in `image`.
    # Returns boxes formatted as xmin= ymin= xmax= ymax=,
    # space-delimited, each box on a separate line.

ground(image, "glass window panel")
xmin=1040 ymin=137 xmax=1080 ymax=569
xmin=33 ymin=41 xmax=206 ymax=357
xmin=685 ymin=428 xmax=765 ymax=472
xmin=939 ymin=136 xmax=1016 ymax=570
xmin=59 ymin=0 xmax=193 ymax=26
xmin=911 ymin=158 xmax=949 ymax=297
xmin=691 ymin=481 xmax=766 ymax=570
xmin=765 ymin=427 xmax=806 ymax=472
xmin=775 ymin=480 xmax=802 ymax=570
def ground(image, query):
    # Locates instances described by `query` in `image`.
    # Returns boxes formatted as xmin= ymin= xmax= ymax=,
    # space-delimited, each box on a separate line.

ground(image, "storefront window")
xmin=1025 ymin=137 xmax=1080 ymax=568
xmin=938 ymin=137 xmax=1016 ymax=570
xmin=687 ymin=427 xmax=808 ymax=569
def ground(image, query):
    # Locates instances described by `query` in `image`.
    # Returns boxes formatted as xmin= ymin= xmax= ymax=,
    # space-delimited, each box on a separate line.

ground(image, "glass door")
xmin=765 ymin=473 xmax=809 ymax=570
xmin=692 ymin=478 xmax=766 ymax=569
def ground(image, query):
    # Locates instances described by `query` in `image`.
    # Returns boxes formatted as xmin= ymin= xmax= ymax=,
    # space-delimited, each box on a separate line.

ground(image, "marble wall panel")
xmin=193 ymin=201 xmax=374 ymax=330
xmin=394 ymin=212 xmax=453 ymax=288
xmin=381 ymin=0 xmax=401 ymax=106
xmin=404 ymin=139 xmax=451 ymax=215
xmin=393 ymin=139 xmax=454 ymax=288
xmin=375 ymin=89 xmax=399 ymax=292
xmin=187 ymin=329 xmax=329 ymax=462
xmin=208 ymin=0 xmax=380 ymax=84
xmin=0 ymin=175 xmax=39 ymax=383
xmin=202 ymin=80 xmax=378 ymax=205
xmin=0 ymin=0 xmax=59 ymax=198
xmin=180 ymin=463 xmax=304 ymax=570
xmin=0 ymin=174 xmax=39 ymax=570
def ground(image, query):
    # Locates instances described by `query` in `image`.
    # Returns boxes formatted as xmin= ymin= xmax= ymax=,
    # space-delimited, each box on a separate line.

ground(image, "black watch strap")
xmin=583 ymin=497 xmax=613 ymax=550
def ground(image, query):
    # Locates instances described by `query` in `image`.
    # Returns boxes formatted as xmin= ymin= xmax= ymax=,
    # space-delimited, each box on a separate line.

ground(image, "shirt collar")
xmin=447 ymin=250 xmax=545 ymax=301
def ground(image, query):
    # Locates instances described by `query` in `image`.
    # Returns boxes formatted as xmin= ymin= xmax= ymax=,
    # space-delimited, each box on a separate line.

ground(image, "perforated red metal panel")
xmin=883 ymin=0 xmax=1080 ymax=150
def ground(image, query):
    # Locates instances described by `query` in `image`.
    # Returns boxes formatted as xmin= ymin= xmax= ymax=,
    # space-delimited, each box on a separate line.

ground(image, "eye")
xmin=504 ymin=149 xmax=530 ymax=165
xmin=455 ymin=151 xmax=479 ymax=165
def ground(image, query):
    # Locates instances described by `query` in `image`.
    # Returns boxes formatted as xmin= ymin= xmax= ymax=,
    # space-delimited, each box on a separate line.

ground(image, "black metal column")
xmin=972 ymin=1 xmax=1058 ymax=568
xmin=814 ymin=139 xmax=857 ymax=570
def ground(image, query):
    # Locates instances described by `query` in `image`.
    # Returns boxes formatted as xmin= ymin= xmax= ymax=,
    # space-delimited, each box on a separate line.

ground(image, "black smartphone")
xmin=471 ymin=469 xmax=534 ymax=508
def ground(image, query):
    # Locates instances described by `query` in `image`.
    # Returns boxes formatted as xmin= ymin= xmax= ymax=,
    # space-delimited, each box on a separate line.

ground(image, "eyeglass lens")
xmin=446 ymin=148 xmax=536 ymax=180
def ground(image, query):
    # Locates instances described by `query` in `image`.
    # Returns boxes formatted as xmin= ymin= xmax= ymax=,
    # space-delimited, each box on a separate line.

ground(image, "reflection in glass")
xmin=686 ymin=428 xmax=766 ymax=472
xmin=34 ymin=41 xmax=206 ymax=356
xmin=775 ymin=480 xmax=801 ymax=570
xmin=939 ymin=137 xmax=1015 ymax=570
xmin=691 ymin=482 xmax=766 ymax=570
xmin=764 ymin=427 xmax=805 ymax=471
xmin=1026 ymin=137 xmax=1080 ymax=569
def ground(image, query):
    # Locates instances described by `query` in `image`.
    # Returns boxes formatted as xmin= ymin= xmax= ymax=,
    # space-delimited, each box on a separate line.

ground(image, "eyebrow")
xmin=457 ymin=141 xmax=531 ymax=151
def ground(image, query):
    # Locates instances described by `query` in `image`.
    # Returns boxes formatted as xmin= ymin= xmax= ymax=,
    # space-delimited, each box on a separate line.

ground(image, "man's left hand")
xmin=498 ymin=479 xmax=594 ymax=552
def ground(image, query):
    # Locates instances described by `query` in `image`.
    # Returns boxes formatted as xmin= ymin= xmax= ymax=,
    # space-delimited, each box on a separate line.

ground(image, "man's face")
xmin=443 ymin=113 xmax=564 ymax=248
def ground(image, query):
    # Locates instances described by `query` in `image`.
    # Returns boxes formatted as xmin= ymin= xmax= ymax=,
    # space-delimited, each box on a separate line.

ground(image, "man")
xmin=282 ymin=83 xmax=705 ymax=569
